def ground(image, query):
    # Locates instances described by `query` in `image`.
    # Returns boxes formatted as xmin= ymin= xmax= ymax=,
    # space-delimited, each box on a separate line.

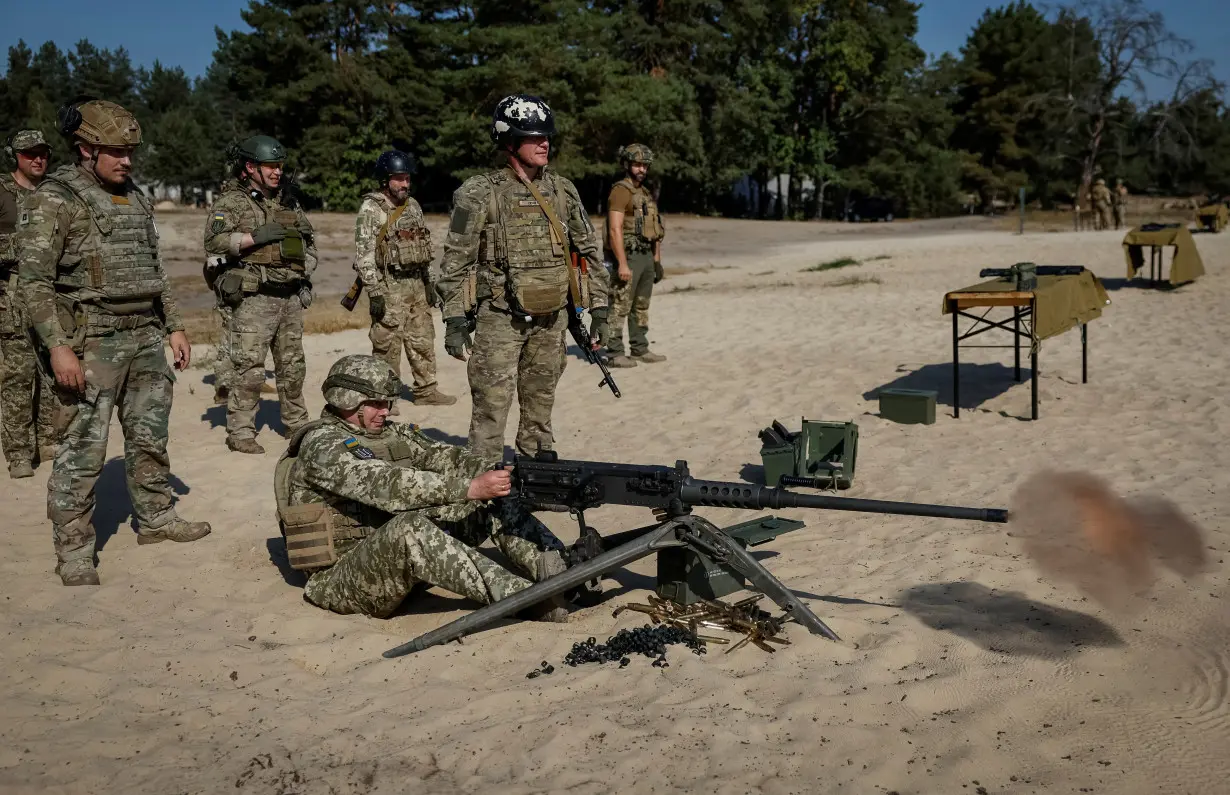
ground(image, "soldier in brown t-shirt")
xmin=602 ymin=144 xmax=666 ymax=367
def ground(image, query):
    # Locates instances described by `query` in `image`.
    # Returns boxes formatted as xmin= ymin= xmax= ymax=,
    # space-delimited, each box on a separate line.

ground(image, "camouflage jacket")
xmin=437 ymin=165 xmax=608 ymax=319
xmin=0 ymin=172 xmax=32 ymax=270
xmin=353 ymin=191 xmax=431 ymax=297
xmin=203 ymin=180 xmax=317 ymax=286
xmin=17 ymin=164 xmax=184 ymax=349
xmin=289 ymin=411 xmax=489 ymax=543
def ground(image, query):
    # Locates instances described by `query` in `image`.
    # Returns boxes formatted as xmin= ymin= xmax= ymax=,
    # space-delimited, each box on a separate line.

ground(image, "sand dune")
xmin=1 ymin=222 xmax=1227 ymax=794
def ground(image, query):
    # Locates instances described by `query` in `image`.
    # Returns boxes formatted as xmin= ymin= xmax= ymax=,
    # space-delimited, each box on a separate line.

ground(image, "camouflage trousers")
xmin=466 ymin=301 xmax=566 ymax=464
xmin=49 ymin=324 xmax=178 ymax=564
xmin=1 ymin=294 xmax=58 ymax=465
xmin=606 ymin=250 xmax=655 ymax=357
xmin=1094 ymin=202 xmax=1112 ymax=230
xmin=369 ymin=272 xmax=437 ymax=391
xmin=213 ymin=302 xmax=234 ymax=393
xmin=303 ymin=499 xmax=562 ymax=618
xmin=227 ymin=292 xmax=309 ymax=440
xmin=1113 ymin=205 xmax=1126 ymax=230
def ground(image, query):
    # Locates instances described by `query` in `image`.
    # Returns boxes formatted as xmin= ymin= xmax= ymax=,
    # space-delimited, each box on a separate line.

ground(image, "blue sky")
xmin=4 ymin=0 xmax=1228 ymax=103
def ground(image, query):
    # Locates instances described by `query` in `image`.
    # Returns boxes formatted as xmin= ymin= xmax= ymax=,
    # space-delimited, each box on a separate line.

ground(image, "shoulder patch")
xmin=211 ymin=213 xmax=226 ymax=234
xmin=449 ymin=206 xmax=471 ymax=234
xmin=19 ymin=211 xmax=29 ymax=226
xmin=343 ymin=437 xmax=377 ymax=460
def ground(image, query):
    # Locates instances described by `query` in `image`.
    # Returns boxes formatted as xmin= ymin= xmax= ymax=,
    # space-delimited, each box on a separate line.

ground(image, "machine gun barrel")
xmin=680 ymin=479 xmax=1008 ymax=523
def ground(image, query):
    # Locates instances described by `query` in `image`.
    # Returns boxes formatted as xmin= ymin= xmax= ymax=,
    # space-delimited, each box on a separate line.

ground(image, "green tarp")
xmin=943 ymin=270 xmax=1111 ymax=341
xmin=1122 ymin=224 xmax=1205 ymax=285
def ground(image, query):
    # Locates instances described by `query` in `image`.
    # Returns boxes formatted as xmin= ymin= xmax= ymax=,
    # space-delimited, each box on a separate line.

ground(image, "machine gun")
xmin=383 ymin=452 xmax=1008 ymax=658
xmin=979 ymin=263 xmax=1085 ymax=291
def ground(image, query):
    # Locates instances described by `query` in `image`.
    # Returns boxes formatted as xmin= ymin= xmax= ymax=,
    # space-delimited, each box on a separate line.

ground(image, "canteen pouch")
xmin=506 ymin=267 xmax=569 ymax=316
xmin=281 ymin=503 xmax=337 ymax=571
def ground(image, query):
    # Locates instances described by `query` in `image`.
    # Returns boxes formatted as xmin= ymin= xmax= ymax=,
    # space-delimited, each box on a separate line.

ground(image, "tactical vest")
xmin=0 ymin=174 xmax=22 ymax=268
xmin=233 ymin=188 xmax=307 ymax=272
xmin=367 ymin=193 xmax=433 ymax=272
xmin=275 ymin=417 xmax=421 ymax=571
xmin=614 ymin=178 xmax=664 ymax=251
xmin=44 ymin=165 xmax=164 ymax=307
xmin=478 ymin=169 xmax=576 ymax=315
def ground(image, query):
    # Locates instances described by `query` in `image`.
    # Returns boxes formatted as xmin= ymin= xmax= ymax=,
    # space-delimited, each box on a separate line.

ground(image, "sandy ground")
xmin=2 ymin=215 xmax=1228 ymax=794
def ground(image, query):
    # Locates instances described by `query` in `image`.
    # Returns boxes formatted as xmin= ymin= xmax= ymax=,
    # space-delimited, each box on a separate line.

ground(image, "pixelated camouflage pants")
xmin=466 ymin=302 xmax=565 ymax=464
xmin=369 ymin=272 xmax=437 ymax=391
xmin=1 ymin=286 xmax=58 ymax=464
xmin=49 ymin=324 xmax=178 ymax=563
xmin=606 ymin=249 xmax=655 ymax=357
xmin=213 ymin=302 xmax=233 ymax=392
xmin=1094 ymin=203 xmax=1112 ymax=230
xmin=227 ymin=292 xmax=309 ymax=440
xmin=303 ymin=499 xmax=562 ymax=618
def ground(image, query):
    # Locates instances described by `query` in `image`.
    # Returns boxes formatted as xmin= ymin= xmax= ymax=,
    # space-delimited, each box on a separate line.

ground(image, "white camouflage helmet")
xmin=490 ymin=94 xmax=556 ymax=144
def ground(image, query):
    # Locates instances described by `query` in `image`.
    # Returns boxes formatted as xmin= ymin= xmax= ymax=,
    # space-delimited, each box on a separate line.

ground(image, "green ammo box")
xmin=760 ymin=443 xmax=797 ymax=488
xmin=878 ymin=388 xmax=937 ymax=425
xmin=796 ymin=418 xmax=858 ymax=489
xmin=656 ymin=515 xmax=806 ymax=605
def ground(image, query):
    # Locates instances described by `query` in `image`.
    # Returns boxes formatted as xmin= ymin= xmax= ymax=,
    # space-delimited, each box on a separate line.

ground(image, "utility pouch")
xmin=506 ymin=268 xmax=570 ymax=316
xmin=218 ymin=270 xmax=246 ymax=308
xmin=281 ymin=503 xmax=337 ymax=571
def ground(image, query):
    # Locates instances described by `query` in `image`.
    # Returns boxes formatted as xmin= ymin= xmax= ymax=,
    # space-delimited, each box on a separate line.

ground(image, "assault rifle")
xmin=567 ymin=251 xmax=620 ymax=398
xmin=383 ymin=452 xmax=1008 ymax=658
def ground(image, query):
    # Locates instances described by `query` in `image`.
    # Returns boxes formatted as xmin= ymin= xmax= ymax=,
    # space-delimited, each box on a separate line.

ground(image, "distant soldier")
xmin=1091 ymin=178 xmax=1112 ymax=231
xmin=1 ymin=129 xmax=57 ymax=478
xmin=204 ymin=136 xmax=316 ymax=455
xmin=436 ymin=95 xmax=610 ymax=463
xmin=275 ymin=354 xmax=569 ymax=620
xmin=1113 ymin=179 xmax=1129 ymax=230
xmin=352 ymin=150 xmax=456 ymax=411
xmin=18 ymin=100 xmax=211 ymax=585
xmin=602 ymin=143 xmax=667 ymax=368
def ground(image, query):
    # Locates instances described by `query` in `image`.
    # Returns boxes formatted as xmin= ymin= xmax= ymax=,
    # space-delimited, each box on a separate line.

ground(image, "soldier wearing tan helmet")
xmin=602 ymin=143 xmax=666 ymax=368
xmin=1091 ymin=178 xmax=1112 ymax=231
xmin=17 ymin=99 xmax=211 ymax=587
xmin=1 ymin=129 xmax=58 ymax=478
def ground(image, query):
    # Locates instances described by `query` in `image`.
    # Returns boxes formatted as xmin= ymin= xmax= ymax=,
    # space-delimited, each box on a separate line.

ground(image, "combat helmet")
xmin=57 ymin=99 xmax=142 ymax=147
xmin=374 ymin=150 xmax=417 ymax=182
xmin=322 ymin=354 xmax=402 ymax=411
xmin=490 ymin=94 xmax=555 ymax=145
xmin=230 ymin=135 xmax=286 ymax=165
xmin=618 ymin=143 xmax=654 ymax=167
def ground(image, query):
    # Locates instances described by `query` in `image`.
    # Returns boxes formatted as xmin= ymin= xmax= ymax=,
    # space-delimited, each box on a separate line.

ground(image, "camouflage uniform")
xmin=353 ymin=191 xmax=442 ymax=397
xmin=279 ymin=355 xmax=566 ymax=618
xmin=438 ymin=166 xmax=607 ymax=463
xmin=1091 ymin=179 xmax=1112 ymax=230
xmin=1113 ymin=181 xmax=1128 ymax=230
xmin=604 ymin=145 xmax=665 ymax=362
xmin=203 ymin=181 xmax=316 ymax=446
xmin=1 ymin=161 xmax=58 ymax=474
xmin=18 ymin=161 xmax=194 ymax=567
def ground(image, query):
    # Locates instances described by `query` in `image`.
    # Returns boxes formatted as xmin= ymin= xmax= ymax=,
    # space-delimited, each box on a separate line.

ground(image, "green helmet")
xmin=322 ymin=355 xmax=402 ymax=411
xmin=231 ymin=135 xmax=287 ymax=165
xmin=618 ymin=143 xmax=654 ymax=167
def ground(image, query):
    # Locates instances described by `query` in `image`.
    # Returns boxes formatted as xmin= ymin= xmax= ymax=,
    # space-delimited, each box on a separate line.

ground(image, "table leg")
xmin=1031 ymin=299 xmax=1039 ymax=420
xmin=1081 ymin=323 xmax=1088 ymax=384
xmin=952 ymin=303 xmax=960 ymax=418
xmin=1014 ymin=308 xmax=1021 ymax=382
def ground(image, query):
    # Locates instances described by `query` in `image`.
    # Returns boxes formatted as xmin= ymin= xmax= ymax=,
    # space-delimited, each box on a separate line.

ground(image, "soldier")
xmin=18 ymin=99 xmax=211 ymax=586
xmin=437 ymin=95 xmax=610 ymax=463
xmin=1113 ymin=179 xmax=1129 ymax=230
xmin=204 ymin=135 xmax=316 ymax=455
xmin=1091 ymin=178 xmax=1112 ymax=231
xmin=602 ymin=143 xmax=667 ymax=368
xmin=353 ymin=150 xmax=456 ymax=411
xmin=276 ymin=354 xmax=569 ymax=620
xmin=1 ymin=129 xmax=58 ymax=478
xmin=202 ymin=252 xmax=234 ymax=406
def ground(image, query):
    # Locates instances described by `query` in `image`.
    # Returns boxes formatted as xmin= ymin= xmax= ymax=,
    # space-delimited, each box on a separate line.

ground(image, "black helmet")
xmin=374 ymin=150 xmax=417 ymax=182
xmin=490 ymin=95 xmax=556 ymax=145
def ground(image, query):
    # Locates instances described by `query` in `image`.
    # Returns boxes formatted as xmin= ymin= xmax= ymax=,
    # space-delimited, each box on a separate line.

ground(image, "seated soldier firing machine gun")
xmin=383 ymin=452 xmax=1007 ymax=658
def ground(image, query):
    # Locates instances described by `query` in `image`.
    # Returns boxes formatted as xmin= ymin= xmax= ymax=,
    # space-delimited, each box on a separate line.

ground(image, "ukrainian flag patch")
xmin=343 ymin=437 xmax=376 ymax=460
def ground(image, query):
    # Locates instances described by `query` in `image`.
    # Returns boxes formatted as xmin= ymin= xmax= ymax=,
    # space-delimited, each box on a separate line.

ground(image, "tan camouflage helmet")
xmin=322 ymin=354 xmax=402 ymax=410
xmin=1094 ymin=178 xmax=1106 ymax=186
xmin=6 ymin=129 xmax=50 ymax=155
xmin=618 ymin=143 xmax=654 ymax=166
xmin=60 ymin=99 xmax=142 ymax=148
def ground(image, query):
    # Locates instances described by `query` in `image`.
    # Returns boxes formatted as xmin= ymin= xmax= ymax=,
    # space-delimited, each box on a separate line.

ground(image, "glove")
xmin=369 ymin=294 xmax=387 ymax=323
xmin=588 ymin=307 xmax=608 ymax=345
xmin=251 ymin=223 xmax=288 ymax=247
xmin=444 ymin=316 xmax=472 ymax=359
xmin=654 ymin=260 xmax=664 ymax=284
xmin=297 ymin=284 xmax=313 ymax=309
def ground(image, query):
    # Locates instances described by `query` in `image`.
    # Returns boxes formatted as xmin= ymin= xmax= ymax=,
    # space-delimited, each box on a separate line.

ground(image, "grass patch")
xmin=803 ymin=257 xmax=859 ymax=272
xmin=751 ymin=269 xmax=774 ymax=276
xmin=180 ymin=292 xmax=371 ymax=346
xmin=668 ymin=283 xmax=701 ymax=294
xmin=828 ymin=275 xmax=882 ymax=288
xmin=865 ymin=254 xmax=891 ymax=261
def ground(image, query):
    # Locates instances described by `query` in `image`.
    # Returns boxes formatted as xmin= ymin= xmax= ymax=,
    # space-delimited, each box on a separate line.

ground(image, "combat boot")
xmin=8 ymin=460 xmax=34 ymax=479
xmin=138 ymin=517 xmax=212 ymax=545
xmin=413 ymin=386 xmax=458 ymax=406
xmin=39 ymin=445 xmax=57 ymax=464
xmin=57 ymin=559 xmax=100 ymax=586
xmin=227 ymin=436 xmax=266 ymax=455
xmin=633 ymin=351 xmax=667 ymax=364
xmin=606 ymin=355 xmax=638 ymax=368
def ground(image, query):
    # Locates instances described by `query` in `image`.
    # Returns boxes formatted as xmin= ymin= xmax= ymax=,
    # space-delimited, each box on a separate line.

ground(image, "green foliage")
xmin=803 ymin=257 xmax=860 ymax=272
